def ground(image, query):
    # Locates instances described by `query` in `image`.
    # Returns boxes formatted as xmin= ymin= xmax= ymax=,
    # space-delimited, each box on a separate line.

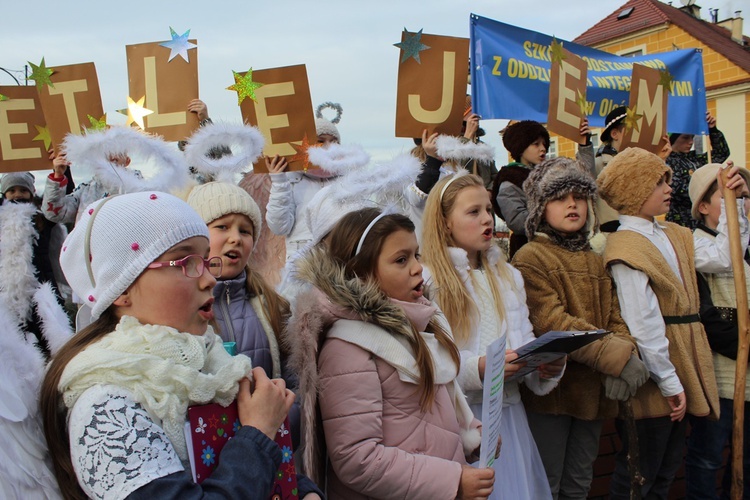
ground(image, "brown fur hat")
xmin=523 ymin=156 xmax=598 ymax=241
xmin=597 ymin=147 xmax=672 ymax=217
xmin=502 ymin=120 xmax=550 ymax=162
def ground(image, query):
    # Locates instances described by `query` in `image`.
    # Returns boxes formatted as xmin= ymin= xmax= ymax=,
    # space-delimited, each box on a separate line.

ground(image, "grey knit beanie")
xmin=1 ymin=171 xmax=35 ymax=197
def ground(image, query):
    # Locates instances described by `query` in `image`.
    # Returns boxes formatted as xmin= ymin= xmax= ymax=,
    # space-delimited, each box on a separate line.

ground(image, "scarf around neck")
xmin=59 ymin=316 xmax=253 ymax=461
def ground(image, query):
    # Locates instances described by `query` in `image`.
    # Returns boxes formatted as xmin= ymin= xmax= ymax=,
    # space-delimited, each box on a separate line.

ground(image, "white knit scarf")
xmin=59 ymin=316 xmax=253 ymax=461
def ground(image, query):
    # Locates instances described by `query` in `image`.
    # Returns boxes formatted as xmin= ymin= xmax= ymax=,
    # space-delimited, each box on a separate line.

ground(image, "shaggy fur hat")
xmin=60 ymin=192 xmax=209 ymax=319
xmin=187 ymin=182 xmax=262 ymax=234
xmin=502 ymin=120 xmax=550 ymax=162
xmin=597 ymin=147 xmax=672 ymax=217
xmin=524 ymin=157 xmax=598 ymax=243
xmin=1 ymin=172 xmax=35 ymax=197
xmin=689 ymin=163 xmax=750 ymax=220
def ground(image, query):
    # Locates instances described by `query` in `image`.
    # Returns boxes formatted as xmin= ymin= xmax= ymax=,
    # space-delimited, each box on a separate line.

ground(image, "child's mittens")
xmin=603 ymin=355 xmax=650 ymax=401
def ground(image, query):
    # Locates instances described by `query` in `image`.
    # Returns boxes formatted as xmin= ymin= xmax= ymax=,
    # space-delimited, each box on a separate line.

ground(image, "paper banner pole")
xmin=720 ymin=167 xmax=750 ymax=500
xmin=706 ymin=134 xmax=712 ymax=164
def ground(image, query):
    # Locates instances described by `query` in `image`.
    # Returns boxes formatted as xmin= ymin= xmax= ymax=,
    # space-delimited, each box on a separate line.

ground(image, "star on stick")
xmin=159 ymin=27 xmax=197 ymax=63
xmin=32 ymin=125 xmax=52 ymax=151
xmin=550 ymin=38 xmax=566 ymax=65
xmin=27 ymin=57 xmax=55 ymax=89
xmin=658 ymin=69 xmax=675 ymax=90
xmin=226 ymin=69 xmax=263 ymax=105
xmin=290 ymin=134 xmax=313 ymax=171
xmin=575 ymin=90 xmax=588 ymax=115
xmin=624 ymin=105 xmax=644 ymax=133
xmin=86 ymin=114 xmax=108 ymax=132
xmin=394 ymin=28 xmax=430 ymax=64
xmin=117 ymin=96 xmax=153 ymax=129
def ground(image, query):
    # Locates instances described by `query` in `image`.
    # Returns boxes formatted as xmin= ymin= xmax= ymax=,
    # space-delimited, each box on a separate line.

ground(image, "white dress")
xmin=425 ymin=246 xmax=559 ymax=500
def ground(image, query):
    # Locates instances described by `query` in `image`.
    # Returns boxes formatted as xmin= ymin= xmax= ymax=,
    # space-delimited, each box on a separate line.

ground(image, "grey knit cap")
xmin=1 ymin=171 xmax=35 ymax=197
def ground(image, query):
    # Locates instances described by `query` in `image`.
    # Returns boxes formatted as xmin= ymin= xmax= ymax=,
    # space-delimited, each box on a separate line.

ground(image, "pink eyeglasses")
xmin=147 ymin=255 xmax=223 ymax=278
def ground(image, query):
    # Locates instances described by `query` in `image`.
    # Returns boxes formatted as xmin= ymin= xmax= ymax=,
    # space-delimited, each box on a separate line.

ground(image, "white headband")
xmin=355 ymin=212 xmax=389 ymax=256
xmin=439 ymin=169 xmax=470 ymax=201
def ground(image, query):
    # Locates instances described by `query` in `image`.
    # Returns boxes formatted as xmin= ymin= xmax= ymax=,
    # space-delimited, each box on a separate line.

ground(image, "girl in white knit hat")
xmin=40 ymin=191 xmax=322 ymax=499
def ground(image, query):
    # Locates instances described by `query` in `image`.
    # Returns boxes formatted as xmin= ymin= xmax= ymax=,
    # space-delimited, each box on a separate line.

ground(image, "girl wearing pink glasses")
xmin=40 ymin=191 xmax=322 ymax=499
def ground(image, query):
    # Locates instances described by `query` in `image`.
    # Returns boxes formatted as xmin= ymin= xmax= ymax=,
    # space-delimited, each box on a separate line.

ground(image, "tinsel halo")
xmin=315 ymin=101 xmax=343 ymax=124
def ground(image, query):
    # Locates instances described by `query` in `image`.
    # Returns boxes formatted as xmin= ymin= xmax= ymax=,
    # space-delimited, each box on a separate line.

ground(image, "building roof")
xmin=574 ymin=0 xmax=750 ymax=74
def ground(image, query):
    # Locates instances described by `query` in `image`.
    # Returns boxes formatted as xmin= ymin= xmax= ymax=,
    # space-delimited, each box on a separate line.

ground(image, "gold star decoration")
xmin=550 ymin=38 xmax=567 ymax=65
xmin=32 ymin=125 xmax=52 ymax=151
xmin=575 ymin=89 xmax=588 ymax=115
xmin=226 ymin=69 xmax=263 ymax=105
xmin=658 ymin=69 xmax=675 ymax=90
xmin=0 ymin=94 xmax=8 ymax=101
xmin=624 ymin=105 xmax=644 ymax=133
xmin=117 ymin=96 xmax=154 ymax=129
xmin=86 ymin=114 xmax=108 ymax=132
xmin=290 ymin=134 xmax=313 ymax=171
xmin=27 ymin=57 xmax=55 ymax=89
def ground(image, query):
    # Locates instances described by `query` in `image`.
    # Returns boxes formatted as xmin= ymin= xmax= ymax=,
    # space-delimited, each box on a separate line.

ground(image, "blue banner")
xmin=470 ymin=14 xmax=708 ymax=135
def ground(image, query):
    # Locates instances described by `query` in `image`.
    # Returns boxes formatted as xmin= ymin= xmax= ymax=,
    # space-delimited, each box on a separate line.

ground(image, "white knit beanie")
xmin=186 ymin=182 xmax=262 ymax=234
xmin=59 ymin=192 xmax=209 ymax=319
xmin=315 ymin=118 xmax=340 ymax=142
xmin=1 ymin=171 xmax=36 ymax=197
xmin=315 ymin=102 xmax=342 ymax=143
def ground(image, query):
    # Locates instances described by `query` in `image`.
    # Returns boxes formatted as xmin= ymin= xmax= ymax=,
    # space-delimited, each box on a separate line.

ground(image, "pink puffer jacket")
xmin=318 ymin=336 xmax=465 ymax=500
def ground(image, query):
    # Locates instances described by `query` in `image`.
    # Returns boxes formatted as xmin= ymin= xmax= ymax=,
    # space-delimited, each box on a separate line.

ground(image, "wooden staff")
xmin=623 ymin=399 xmax=644 ymax=499
xmin=720 ymin=167 xmax=750 ymax=500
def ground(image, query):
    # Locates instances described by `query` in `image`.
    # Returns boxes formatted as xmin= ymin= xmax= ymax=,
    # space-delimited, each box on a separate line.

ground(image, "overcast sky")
xmin=1 ymin=0 xmax=747 ymax=182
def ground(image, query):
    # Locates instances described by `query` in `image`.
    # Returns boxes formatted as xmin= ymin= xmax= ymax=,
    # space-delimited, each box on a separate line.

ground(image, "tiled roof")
xmin=574 ymin=0 xmax=750 ymax=74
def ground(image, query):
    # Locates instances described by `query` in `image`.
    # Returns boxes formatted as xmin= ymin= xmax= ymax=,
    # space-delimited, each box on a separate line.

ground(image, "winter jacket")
xmin=266 ymin=172 xmax=334 ymax=255
xmin=665 ymin=127 xmax=730 ymax=229
xmin=286 ymin=246 xmax=480 ymax=499
xmin=212 ymin=272 xmax=281 ymax=378
xmin=43 ymin=172 xmax=140 ymax=224
xmin=512 ymin=236 xmax=637 ymax=420
xmin=212 ymin=272 xmax=302 ymax=449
